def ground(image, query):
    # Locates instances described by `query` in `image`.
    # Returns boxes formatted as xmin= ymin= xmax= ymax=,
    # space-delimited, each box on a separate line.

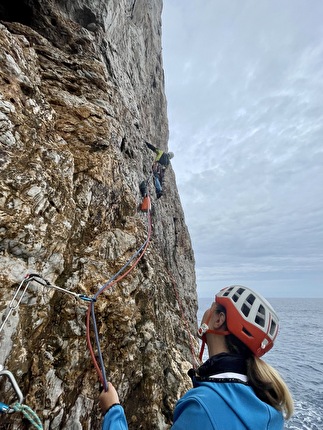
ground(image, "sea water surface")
xmin=197 ymin=297 xmax=323 ymax=430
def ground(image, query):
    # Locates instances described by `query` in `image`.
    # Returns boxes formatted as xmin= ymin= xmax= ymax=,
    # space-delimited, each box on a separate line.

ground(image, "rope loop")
xmin=13 ymin=403 xmax=43 ymax=430
xmin=86 ymin=209 xmax=152 ymax=391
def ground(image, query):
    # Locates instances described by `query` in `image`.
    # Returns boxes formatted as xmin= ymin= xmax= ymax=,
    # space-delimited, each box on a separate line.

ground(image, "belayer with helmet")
xmin=145 ymin=141 xmax=174 ymax=199
xmin=99 ymin=286 xmax=294 ymax=429
xmin=172 ymin=285 xmax=294 ymax=429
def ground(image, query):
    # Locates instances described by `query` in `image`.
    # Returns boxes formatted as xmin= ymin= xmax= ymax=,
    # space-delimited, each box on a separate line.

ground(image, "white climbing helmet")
xmin=216 ymin=285 xmax=279 ymax=357
xmin=168 ymin=152 xmax=174 ymax=159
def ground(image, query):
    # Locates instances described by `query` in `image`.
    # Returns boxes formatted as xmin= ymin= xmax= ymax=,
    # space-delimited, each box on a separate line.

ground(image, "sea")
xmin=197 ymin=297 xmax=323 ymax=430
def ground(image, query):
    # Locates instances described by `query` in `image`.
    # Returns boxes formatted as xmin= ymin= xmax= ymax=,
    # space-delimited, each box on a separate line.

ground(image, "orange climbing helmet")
xmin=215 ymin=285 xmax=279 ymax=357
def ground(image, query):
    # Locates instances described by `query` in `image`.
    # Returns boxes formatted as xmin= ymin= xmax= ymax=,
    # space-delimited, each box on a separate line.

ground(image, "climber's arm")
xmin=100 ymin=384 xmax=129 ymax=430
xmin=145 ymin=141 xmax=157 ymax=153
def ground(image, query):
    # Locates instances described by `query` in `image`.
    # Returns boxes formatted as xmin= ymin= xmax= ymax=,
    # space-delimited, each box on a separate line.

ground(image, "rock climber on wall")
xmin=145 ymin=141 xmax=174 ymax=199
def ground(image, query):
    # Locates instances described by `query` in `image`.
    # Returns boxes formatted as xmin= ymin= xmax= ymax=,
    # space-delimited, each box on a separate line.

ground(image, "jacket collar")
xmin=189 ymin=352 xmax=247 ymax=381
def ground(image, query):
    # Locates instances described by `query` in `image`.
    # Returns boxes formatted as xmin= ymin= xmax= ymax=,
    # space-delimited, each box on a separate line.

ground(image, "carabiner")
xmin=0 ymin=401 xmax=10 ymax=413
xmin=0 ymin=276 xmax=32 ymax=334
xmin=78 ymin=294 xmax=96 ymax=302
xmin=0 ymin=368 xmax=24 ymax=413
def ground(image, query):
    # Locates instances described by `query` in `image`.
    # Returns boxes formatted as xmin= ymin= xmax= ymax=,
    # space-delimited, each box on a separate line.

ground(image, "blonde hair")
xmin=247 ymin=356 xmax=294 ymax=419
xmin=218 ymin=302 xmax=294 ymax=420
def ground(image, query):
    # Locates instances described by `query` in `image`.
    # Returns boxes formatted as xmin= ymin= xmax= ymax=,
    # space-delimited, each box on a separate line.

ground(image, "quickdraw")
xmin=1 ymin=205 xmax=152 ymax=404
xmin=0 ymin=273 xmax=94 ymax=335
xmin=0 ymin=273 xmax=94 ymax=427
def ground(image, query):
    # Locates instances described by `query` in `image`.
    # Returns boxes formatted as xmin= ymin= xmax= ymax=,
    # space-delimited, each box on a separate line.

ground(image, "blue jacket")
xmin=171 ymin=378 xmax=284 ymax=430
xmin=102 ymin=404 xmax=128 ymax=430
xmin=102 ymin=354 xmax=284 ymax=430
xmin=101 ymin=381 xmax=283 ymax=430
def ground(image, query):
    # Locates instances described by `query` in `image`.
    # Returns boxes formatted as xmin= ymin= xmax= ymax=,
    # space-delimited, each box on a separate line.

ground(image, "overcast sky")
xmin=162 ymin=0 xmax=323 ymax=298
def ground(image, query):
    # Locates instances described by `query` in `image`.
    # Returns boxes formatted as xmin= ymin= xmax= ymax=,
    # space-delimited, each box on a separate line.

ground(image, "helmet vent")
xmin=241 ymin=293 xmax=256 ymax=317
xmin=246 ymin=294 xmax=256 ymax=305
xmin=255 ymin=304 xmax=266 ymax=327
xmin=232 ymin=287 xmax=245 ymax=302
xmin=242 ymin=327 xmax=253 ymax=337
xmin=232 ymin=293 xmax=239 ymax=302
xmin=223 ymin=287 xmax=233 ymax=297
xmin=241 ymin=303 xmax=251 ymax=317
xmin=269 ymin=320 xmax=277 ymax=336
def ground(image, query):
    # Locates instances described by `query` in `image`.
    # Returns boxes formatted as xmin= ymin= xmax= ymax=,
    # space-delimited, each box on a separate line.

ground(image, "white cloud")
xmin=163 ymin=0 xmax=323 ymax=297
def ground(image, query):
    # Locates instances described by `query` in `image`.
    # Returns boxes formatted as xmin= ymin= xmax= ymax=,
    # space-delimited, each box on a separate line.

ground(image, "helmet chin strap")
xmin=198 ymin=322 xmax=230 ymax=362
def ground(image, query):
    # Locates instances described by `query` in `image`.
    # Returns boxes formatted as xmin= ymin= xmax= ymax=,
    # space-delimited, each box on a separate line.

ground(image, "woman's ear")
xmin=214 ymin=311 xmax=226 ymax=329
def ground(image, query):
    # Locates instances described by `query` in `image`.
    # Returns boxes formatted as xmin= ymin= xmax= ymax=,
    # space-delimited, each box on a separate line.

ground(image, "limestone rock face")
xmin=0 ymin=1 xmax=198 ymax=429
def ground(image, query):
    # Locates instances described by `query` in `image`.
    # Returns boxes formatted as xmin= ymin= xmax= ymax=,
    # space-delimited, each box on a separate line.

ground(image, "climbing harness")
xmin=86 ymin=205 xmax=152 ymax=391
xmin=0 ymin=366 xmax=43 ymax=429
xmin=141 ymin=159 xmax=166 ymax=202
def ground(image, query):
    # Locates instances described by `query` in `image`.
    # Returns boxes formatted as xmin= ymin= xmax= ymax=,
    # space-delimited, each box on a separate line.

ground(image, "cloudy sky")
xmin=162 ymin=0 xmax=323 ymax=298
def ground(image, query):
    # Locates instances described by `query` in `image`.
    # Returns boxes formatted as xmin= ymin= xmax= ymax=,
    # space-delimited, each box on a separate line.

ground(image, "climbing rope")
xmin=86 ymin=207 xmax=152 ymax=391
xmin=12 ymin=403 xmax=43 ymax=429
xmin=1 ymin=167 xmax=194 ymax=421
xmin=1 ymin=180 xmax=153 ymax=405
